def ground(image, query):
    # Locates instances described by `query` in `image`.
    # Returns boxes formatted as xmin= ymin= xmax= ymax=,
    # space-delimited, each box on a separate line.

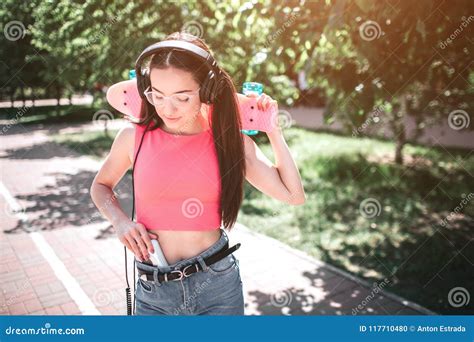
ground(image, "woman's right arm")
xmin=90 ymin=124 xmax=156 ymax=262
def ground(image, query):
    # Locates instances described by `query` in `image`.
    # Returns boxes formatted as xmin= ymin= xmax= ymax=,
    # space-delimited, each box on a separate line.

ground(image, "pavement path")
xmin=0 ymin=121 xmax=435 ymax=315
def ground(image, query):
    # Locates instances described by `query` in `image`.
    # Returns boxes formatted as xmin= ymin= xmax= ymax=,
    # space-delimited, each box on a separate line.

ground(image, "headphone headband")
xmin=134 ymin=39 xmax=223 ymax=104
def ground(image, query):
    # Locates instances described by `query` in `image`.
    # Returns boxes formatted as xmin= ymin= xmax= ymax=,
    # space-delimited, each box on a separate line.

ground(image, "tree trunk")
xmin=21 ymin=86 xmax=25 ymax=106
xmin=104 ymin=119 xmax=109 ymax=138
xmin=56 ymin=86 xmax=61 ymax=116
xmin=10 ymin=88 xmax=14 ymax=108
xmin=394 ymin=94 xmax=407 ymax=165
xmin=395 ymin=131 xmax=405 ymax=164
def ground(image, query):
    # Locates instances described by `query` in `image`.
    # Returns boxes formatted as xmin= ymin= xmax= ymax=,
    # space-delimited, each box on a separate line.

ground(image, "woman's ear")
xmin=200 ymin=103 xmax=210 ymax=117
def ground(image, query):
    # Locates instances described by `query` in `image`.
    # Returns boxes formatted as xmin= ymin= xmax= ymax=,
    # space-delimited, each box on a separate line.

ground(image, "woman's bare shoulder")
xmin=113 ymin=123 xmax=136 ymax=163
xmin=117 ymin=123 xmax=136 ymax=137
xmin=115 ymin=123 xmax=136 ymax=143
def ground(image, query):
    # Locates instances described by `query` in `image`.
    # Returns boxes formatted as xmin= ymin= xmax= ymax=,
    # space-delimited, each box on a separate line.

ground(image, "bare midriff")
xmin=149 ymin=228 xmax=222 ymax=265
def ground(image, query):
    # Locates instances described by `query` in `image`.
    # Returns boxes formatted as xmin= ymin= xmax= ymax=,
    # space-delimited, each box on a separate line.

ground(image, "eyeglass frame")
xmin=143 ymin=86 xmax=201 ymax=107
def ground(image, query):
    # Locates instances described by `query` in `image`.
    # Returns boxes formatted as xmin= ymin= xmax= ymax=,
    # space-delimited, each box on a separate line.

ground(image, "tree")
xmin=314 ymin=0 xmax=473 ymax=164
xmin=28 ymin=0 xmax=263 ymax=107
xmin=254 ymin=0 xmax=331 ymax=106
xmin=0 ymin=0 xmax=45 ymax=108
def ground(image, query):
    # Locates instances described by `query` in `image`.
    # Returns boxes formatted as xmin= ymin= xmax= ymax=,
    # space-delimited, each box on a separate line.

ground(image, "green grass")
xmin=53 ymin=129 xmax=119 ymax=160
xmin=0 ymin=105 xmax=102 ymax=125
xmin=240 ymin=128 xmax=474 ymax=314
xmin=55 ymin=126 xmax=474 ymax=314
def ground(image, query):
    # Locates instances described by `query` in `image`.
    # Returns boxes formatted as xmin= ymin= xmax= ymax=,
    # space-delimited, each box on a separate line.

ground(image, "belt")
xmin=137 ymin=242 xmax=241 ymax=283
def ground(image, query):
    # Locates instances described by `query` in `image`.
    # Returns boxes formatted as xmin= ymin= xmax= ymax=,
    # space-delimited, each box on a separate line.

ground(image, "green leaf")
xmin=416 ymin=19 xmax=426 ymax=42
xmin=354 ymin=0 xmax=374 ymax=13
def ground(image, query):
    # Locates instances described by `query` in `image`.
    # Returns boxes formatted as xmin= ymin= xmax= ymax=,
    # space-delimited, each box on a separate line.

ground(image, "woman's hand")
xmin=245 ymin=92 xmax=277 ymax=111
xmin=114 ymin=219 xmax=159 ymax=262
xmin=246 ymin=92 xmax=284 ymax=137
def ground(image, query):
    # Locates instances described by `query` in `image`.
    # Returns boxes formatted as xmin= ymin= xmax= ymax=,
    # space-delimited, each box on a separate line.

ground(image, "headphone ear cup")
xmin=202 ymin=69 xmax=224 ymax=104
xmin=200 ymin=70 xmax=214 ymax=104
xmin=137 ymin=65 xmax=150 ymax=99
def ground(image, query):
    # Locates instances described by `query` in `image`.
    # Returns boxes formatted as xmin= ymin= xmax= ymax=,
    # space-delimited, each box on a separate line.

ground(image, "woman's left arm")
xmin=243 ymin=93 xmax=306 ymax=205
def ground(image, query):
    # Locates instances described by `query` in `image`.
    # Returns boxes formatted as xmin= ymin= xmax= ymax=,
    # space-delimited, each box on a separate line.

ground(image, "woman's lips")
xmin=165 ymin=116 xmax=181 ymax=121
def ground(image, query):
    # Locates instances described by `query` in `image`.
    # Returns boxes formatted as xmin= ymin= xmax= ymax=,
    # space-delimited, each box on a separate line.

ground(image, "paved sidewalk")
xmin=0 ymin=122 xmax=435 ymax=315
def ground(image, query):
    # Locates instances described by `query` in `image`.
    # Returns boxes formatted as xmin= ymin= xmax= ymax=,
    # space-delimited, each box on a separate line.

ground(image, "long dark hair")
xmin=133 ymin=32 xmax=245 ymax=231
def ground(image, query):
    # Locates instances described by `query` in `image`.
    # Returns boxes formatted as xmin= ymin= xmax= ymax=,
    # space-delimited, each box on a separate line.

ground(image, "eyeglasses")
xmin=144 ymin=86 xmax=200 ymax=108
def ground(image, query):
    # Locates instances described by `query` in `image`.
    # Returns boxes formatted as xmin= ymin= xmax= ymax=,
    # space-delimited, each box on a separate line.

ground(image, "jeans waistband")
xmin=135 ymin=228 xmax=229 ymax=274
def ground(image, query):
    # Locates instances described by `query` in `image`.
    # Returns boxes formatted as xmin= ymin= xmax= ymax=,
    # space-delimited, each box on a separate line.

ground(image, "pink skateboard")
xmin=106 ymin=79 xmax=278 ymax=133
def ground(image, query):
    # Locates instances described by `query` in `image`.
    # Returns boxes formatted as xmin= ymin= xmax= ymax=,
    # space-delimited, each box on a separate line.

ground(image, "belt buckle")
xmin=182 ymin=264 xmax=196 ymax=278
xmin=165 ymin=264 xmax=197 ymax=282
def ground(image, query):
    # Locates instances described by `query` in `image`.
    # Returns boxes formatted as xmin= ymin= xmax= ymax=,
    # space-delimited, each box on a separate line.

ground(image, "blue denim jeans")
xmin=134 ymin=228 xmax=244 ymax=315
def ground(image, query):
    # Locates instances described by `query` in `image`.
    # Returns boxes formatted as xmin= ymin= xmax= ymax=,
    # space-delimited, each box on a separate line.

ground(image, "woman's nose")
xmin=162 ymin=99 xmax=177 ymax=113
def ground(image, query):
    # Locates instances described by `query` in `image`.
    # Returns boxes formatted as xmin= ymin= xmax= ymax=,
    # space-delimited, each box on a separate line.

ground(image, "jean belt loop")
xmin=153 ymin=269 xmax=161 ymax=286
xmin=196 ymin=255 xmax=209 ymax=272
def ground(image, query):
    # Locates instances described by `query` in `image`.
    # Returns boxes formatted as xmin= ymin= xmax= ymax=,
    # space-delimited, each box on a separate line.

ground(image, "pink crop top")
xmin=133 ymin=114 xmax=222 ymax=231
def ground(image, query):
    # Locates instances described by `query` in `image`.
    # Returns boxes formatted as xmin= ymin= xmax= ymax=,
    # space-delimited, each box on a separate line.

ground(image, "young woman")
xmin=90 ymin=32 xmax=306 ymax=315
